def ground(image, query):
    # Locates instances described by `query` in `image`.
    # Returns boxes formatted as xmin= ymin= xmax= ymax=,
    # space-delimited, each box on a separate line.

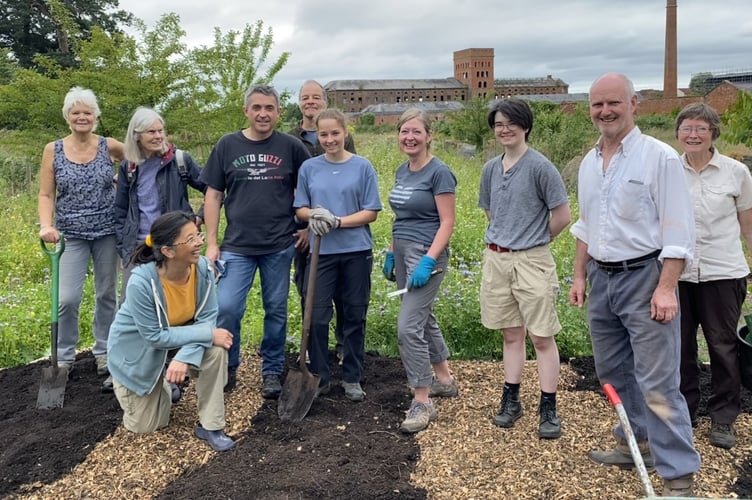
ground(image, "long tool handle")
xmin=300 ymin=235 xmax=321 ymax=370
xmin=40 ymin=236 xmax=64 ymax=366
xmin=603 ymin=384 xmax=655 ymax=497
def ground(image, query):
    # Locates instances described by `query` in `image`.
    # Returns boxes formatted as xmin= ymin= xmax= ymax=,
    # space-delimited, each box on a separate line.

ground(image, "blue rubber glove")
xmin=383 ymin=251 xmax=396 ymax=281
xmin=408 ymin=255 xmax=437 ymax=289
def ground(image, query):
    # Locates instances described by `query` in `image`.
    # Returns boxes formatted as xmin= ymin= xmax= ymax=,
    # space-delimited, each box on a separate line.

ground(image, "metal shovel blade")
xmin=37 ymin=364 xmax=68 ymax=410
xmin=278 ymin=234 xmax=322 ymax=422
xmin=277 ymin=366 xmax=321 ymax=423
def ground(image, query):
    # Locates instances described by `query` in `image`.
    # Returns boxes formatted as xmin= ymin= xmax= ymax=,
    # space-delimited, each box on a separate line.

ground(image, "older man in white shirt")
xmin=568 ymin=73 xmax=701 ymax=498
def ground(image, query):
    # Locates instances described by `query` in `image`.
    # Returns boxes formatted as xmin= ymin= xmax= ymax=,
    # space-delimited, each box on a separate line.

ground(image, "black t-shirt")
xmin=200 ymin=130 xmax=311 ymax=255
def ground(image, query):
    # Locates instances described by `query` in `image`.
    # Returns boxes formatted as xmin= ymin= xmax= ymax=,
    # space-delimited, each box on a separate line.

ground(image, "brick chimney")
xmin=663 ymin=0 xmax=677 ymax=97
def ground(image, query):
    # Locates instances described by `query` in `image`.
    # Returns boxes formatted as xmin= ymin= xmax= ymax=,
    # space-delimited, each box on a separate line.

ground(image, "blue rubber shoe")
xmin=195 ymin=425 xmax=235 ymax=452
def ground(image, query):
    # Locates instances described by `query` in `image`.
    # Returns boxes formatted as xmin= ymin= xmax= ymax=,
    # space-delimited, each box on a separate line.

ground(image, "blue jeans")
xmin=57 ymin=235 xmax=119 ymax=363
xmin=217 ymin=245 xmax=295 ymax=376
xmin=587 ymin=259 xmax=701 ymax=479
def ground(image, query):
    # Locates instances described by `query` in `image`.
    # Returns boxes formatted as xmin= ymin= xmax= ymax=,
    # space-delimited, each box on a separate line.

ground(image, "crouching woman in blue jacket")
xmin=107 ymin=211 xmax=235 ymax=452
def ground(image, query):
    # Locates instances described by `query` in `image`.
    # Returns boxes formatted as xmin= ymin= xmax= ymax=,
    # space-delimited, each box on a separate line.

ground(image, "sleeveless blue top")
xmin=53 ymin=136 xmax=116 ymax=239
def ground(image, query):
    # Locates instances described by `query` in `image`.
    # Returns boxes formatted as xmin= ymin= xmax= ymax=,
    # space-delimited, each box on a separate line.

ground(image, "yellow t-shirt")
xmin=159 ymin=265 xmax=197 ymax=326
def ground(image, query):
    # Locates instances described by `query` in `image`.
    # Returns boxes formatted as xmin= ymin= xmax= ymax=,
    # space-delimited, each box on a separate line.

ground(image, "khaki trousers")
xmin=114 ymin=346 xmax=228 ymax=433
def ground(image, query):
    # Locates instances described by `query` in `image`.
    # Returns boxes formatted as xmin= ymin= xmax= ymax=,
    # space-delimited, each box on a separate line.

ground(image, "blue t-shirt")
xmin=294 ymin=154 xmax=382 ymax=255
xmin=388 ymin=157 xmax=457 ymax=246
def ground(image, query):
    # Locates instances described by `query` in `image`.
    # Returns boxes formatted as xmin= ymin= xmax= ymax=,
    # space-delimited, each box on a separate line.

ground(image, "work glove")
xmin=308 ymin=206 xmax=337 ymax=236
xmin=382 ymin=251 xmax=396 ymax=281
xmin=408 ymin=255 xmax=437 ymax=289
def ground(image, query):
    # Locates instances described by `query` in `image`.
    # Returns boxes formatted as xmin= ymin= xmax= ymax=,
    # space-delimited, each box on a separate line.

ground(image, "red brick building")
xmin=324 ymin=48 xmax=569 ymax=113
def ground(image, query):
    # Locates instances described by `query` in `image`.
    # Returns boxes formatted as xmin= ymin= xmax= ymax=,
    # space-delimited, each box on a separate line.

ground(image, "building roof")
xmin=511 ymin=93 xmax=589 ymax=104
xmin=359 ymin=101 xmax=465 ymax=115
xmin=324 ymin=78 xmax=465 ymax=91
xmin=494 ymin=76 xmax=568 ymax=87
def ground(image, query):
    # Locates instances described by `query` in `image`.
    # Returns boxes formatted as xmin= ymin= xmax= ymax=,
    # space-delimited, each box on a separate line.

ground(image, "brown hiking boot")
xmin=588 ymin=438 xmax=654 ymax=470
xmin=663 ymin=473 xmax=694 ymax=497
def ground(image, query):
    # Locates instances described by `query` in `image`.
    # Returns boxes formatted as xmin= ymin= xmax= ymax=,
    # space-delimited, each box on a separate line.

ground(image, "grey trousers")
xmin=393 ymin=238 xmax=450 ymax=388
xmin=57 ymin=235 xmax=119 ymax=362
xmin=587 ymin=259 xmax=701 ymax=479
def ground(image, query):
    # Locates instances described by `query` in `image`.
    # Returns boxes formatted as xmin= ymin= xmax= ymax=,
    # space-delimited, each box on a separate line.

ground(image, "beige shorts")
xmin=479 ymin=245 xmax=561 ymax=337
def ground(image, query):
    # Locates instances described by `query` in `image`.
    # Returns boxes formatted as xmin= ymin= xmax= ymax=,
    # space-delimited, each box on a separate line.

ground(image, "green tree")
xmin=0 ymin=0 xmax=133 ymax=69
xmin=689 ymin=72 xmax=713 ymax=95
xmin=443 ymin=96 xmax=492 ymax=150
xmin=723 ymin=91 xmax=752 ymax=147
xmin=165 ymin=20 xmax=290 ymax=141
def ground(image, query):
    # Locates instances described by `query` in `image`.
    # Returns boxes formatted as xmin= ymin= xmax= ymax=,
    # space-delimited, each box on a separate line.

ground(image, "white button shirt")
xmin=571 ymin=127 xmax=695 ymax=264
xmin=680 ymin=148 xmax=752 ymax=282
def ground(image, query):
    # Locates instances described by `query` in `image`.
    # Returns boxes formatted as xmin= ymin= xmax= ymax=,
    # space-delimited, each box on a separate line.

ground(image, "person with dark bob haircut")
xmin=486 ymin=99 xmax=534 ymax=142
xmin=479 ymin=98 xmax=570 ymax=439
xmin=107 ymin=211 xmax=235 ymax=452
xmin=675 ymin=102 xmax=752 ymax=450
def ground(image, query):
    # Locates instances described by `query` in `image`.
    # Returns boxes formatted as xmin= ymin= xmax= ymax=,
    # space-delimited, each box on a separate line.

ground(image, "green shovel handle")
xmin=40 ymin=235 xmax=64 ymax=324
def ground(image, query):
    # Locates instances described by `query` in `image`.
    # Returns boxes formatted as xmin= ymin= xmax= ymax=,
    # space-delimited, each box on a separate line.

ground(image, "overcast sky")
xmin=117 ymin=0 xmax=751 ymax=97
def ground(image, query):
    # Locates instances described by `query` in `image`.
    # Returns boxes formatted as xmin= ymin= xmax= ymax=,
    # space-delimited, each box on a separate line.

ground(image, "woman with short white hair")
xmin=38 ymin=86 xmax=125 ymax=383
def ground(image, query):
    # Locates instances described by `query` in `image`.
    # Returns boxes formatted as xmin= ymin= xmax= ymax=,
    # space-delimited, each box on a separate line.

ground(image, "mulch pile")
xmin=1 ymin=350 xmax=750 ymax=499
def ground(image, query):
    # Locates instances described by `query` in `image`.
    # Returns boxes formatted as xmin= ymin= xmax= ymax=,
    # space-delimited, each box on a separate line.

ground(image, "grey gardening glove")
xmin=309 ymin=206 xmax=337 ymax=236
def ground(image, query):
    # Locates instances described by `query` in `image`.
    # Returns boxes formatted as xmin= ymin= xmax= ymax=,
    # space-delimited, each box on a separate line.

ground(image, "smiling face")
xmin=137 ymin=119 xmax=165 ymax=157
xmin=589 ymin=74 xmax=637 ymax=143
xmin=165 ymin=222 xmax=204 ymax=266
xmin=493 ymin=111 xmax=526 ymax=149
xmin=317 ymin=117 xmax=347 ymax=156
xmin=398 ymin=118 xmax=431 ymax=158
xmin=66 ymin=103 xmax=97 ymax=134
xmin=243 ymin=92 xmax=280 ymax=139
xmin=677 ymin=118 xmax=714 ymax=156
xmin=299 ymin=82 xmax=327 ymax=122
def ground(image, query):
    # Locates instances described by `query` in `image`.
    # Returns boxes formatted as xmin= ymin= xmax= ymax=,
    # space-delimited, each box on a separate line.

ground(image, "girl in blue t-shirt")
xmin=293 ymin=109 xmax=382 ymax=401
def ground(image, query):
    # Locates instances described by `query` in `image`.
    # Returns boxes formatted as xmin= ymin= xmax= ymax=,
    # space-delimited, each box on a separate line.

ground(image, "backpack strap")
xmin=175 ymin=149 xmax=188 ymax=181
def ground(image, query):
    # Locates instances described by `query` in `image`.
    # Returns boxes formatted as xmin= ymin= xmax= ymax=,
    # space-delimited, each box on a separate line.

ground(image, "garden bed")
xmin=1 ymin=351 xmax=750 ymax=499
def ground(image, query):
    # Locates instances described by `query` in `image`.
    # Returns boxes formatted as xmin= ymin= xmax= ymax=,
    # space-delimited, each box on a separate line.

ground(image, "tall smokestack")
xmin=664 ymin=0 xmax=678 ymax=97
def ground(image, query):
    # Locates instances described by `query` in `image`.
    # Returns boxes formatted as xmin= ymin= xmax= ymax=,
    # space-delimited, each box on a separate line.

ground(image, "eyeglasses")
xmin=172 ymin=232 xmax=205 ymax=246
xmin=494 ymin=122 xmax=520 ymax=131
xmin=678 ymin=126 xmax=711 ymax=135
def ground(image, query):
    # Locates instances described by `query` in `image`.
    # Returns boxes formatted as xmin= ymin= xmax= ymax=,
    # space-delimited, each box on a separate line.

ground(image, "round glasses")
xmin=172 ymin=232 xmax=205 ymax=246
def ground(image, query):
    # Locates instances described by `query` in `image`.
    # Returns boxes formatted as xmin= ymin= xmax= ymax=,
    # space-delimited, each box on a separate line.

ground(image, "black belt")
xmin=594 ymin=250 xmax=661 ymax=273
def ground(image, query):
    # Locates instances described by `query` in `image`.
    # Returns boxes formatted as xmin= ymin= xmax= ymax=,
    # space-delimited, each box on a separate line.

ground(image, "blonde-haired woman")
xmin=384 ymin=108 xmax=457 ymax=433
xmin=38 ymin=86 xmax=124 ymax=380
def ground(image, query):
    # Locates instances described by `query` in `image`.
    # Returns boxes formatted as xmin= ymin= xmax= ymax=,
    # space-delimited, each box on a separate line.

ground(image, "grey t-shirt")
xmin=478 ymin=148 xmax=567 ymax=250
xmin=389 ymin=157 xmax=457 ymax=246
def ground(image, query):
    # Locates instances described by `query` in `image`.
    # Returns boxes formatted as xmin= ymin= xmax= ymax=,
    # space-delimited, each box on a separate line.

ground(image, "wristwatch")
xmin=335 ymin=216 xmax=342 ymax=228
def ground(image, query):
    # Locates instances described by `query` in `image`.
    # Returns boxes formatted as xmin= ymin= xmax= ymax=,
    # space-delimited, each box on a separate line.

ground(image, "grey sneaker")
xmin=261 ymin=374 xmax=282 ymax=399
xmin=95 ymin=355 xmax=109 ymax=376
xmin=341 ymin=381 xmax=366 ymax=402
xmin=709 ymin=423 xmax=735 ymax=449
xmin=429 ymin=377 xmax=459 ymax=398
xmin=588 ymin=439 xmax=655 ymax=470
xmin=663 ymin=473 xmax=694 ymax=497
xmin=400 ymin=399 xmax=438 ymax=433
xmin=538 ymin=399 xmax=561 ymax=439
xmin=492 ymin=387 xmax=523 ymax=428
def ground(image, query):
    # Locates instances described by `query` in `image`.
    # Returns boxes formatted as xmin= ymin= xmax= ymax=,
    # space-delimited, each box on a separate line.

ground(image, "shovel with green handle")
xmin=36 ymin=235 xmax=68 ymax=410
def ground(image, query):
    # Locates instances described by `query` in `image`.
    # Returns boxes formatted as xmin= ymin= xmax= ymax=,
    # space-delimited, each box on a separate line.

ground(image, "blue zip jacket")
xmin=107 ymin=256 xmax=216 ymax=396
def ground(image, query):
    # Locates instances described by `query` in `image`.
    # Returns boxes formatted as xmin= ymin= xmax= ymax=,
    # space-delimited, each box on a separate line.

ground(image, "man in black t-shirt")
xmin=201 ymin=85 xmax=310 ymax=397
